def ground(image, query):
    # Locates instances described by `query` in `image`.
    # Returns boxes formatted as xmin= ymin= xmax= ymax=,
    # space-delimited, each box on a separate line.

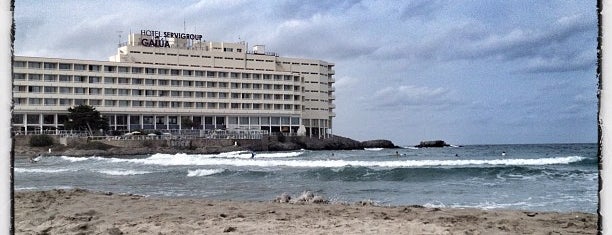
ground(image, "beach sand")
xmin=14 ymin=189 xmax=597 ymax=234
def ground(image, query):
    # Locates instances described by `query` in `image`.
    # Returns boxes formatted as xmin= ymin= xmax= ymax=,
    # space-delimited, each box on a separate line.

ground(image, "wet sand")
xmin=14 ymin=189 xmax=597 ymax=234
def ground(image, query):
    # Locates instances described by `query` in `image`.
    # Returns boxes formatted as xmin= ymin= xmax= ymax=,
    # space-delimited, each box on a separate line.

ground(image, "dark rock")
xmin=361 ymin=139 xmax=397 ymax=148
xmin=416 ymin=140 xmax=449 ymax=148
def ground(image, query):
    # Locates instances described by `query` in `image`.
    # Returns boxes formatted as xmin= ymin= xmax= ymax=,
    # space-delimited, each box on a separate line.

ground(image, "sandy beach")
xmin=14 ymin=189 xmax=597 ymax=234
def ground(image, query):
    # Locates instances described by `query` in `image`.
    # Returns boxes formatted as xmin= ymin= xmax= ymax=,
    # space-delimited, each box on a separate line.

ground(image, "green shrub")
xmin=29 ymin=134 xmax=54 ymax=147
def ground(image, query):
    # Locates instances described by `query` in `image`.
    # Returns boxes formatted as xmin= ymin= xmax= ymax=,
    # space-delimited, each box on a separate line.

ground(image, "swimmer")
xmin=502 ymin=151 xmax=506 ymax=156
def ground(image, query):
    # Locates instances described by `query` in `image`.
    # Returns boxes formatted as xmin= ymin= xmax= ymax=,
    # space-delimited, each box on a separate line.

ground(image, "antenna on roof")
xmin=116 ymin=30 xmax=123 ymax=46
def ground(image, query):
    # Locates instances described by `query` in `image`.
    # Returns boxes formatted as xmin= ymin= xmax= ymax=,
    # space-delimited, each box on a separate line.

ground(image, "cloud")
xmin=366 ymin=85 xmax=460 ymax=110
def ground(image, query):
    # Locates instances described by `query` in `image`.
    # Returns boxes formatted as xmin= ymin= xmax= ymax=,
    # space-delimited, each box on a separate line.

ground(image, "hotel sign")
xmin=140 ymin=29 xmax=203 ymax=48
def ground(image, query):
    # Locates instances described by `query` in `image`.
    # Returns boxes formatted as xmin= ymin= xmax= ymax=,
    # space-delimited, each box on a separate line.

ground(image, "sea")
xmin=14 ymin=143 xmax=598 ymax=213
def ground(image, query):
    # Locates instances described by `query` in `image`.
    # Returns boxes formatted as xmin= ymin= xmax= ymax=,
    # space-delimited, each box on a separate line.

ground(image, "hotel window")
xmin=14 ymin=73 xmax=26 ymax=80
xmin=159 ymin=101 xmax=168 ymax=108
xmin=219 ymin=82 xmax=228 ymax=88
xmin=207 ymin=71 xmax=216 ymax=77
xmin=241 ymin=103 xmax=251 ymax=109
xmin=158 ymin=79 xmax=169 ymax=86
xmin=159 ymin=90 xmax=169 ymax=97
xmin=284 ymin=105 xmax=292 ymax=110
xmin=104 ymin=65 xmax=116 ymax=73
xmin=44 ymin=87 xmax=57 ymax=93
xmin=283 ymin=95 xmax=291 ymax=100
xmin=74 ymin=76 xmax=86 ymax=83
xmin=88 ymin=65 xmax=100 ymax=71
xmin=13 ymin=86 xmax=26 ymax=92
xmin=196 ymin=102 xmax=205 ymax=108
xmin=230 ymin=73 xmax=239 ymax=78
xmin=195 ymin=92 xmax=204 ymax=98
xmin=253 ymin=94 xmax=261 ymax=99
xmin=184 ymin=91 xmax=193 ymax=97
xmin=59 ymin=99 xmax=71 ymax=106
xmin=143 ymin=116 xmax=153 ymax=124
xmin=145 ymin=101 xmax=155 ymax=107
xmin=274 ymin=75 xmax=281 ymax=80
xmin=274 ymin=104 xmax=282 ymax=110
xmin=206 ymin=82 xmax=217 ymax=88
xmin=231 ymin=93 xmax=240 ymax=99
xmin=252 ymin=103 xmax=261 ymax=109
xmin=131 ymin=67 xmax=143 ymax=74
xmin=89 ymin=76 xmax=101 ymax=83
xmin=239 ymin=117 xmax=249 ymax=125
xmin=218 ymin=103 xmax=228 ymax=109
xmin=90 ymin=99 xmax=102 ymax=106
xmin=158 ymin=69 xmax=168 ymax=75
xmin=242 ymin=83 xmax=251 ymax=89
xmin=264 ymin=104 xmax=272 ymax=110
xmin=183 ymin=70 xmax=193 ymax=76
xmin=274 ymin=94 xmax=282 ymax=100
xmin=171 ymin=80 xmax=180 ymax=86
xmin=207 ymin=103 xmax=217 ymax=109
xmin=183 ymin=102 xmax=193 ymax=108
xmin=145 ymin=90 xmax=156 ymax=96
xmin=171 ymin=91 xmax=180 ymax=97
xmin=219 ymin=92 xmax=228 ymax=99
xmin=89 ymin=88 xmax=102 ymax=95
xmin=105 ymin=88 xmax=116 ymax=95
xmin=263 ymin=94 xmax=272 ymax=100
xmin=252 ymin=74 xmax=260 ymax=80
xmin=74 ymin=87 xmax=86 ymax=94
xmin=131 ymin=89 xmax=143 ymax=96
xmin=207 ymin=92 xmax=217 ymax=98
xmin=242 ymin=73 xmax=250 ymax=79
xmin=44 ymin=98 xmax=57 ymax=106
xmin=242 ymin=93 xmax=251 ymax=99
xmin=105 ymin=100 xmax=116 ymax=107
xmin=195 ymin=71 xmax=204 ymax=77
xmin=118 ymin=77 xmax=130 ymax=84
xmin=118 ymin=66 xmax=129 ymax=73
xmin=171 ymin=69 xmax=180 ymax=76
xmin=263 ymin=74 xmax=270 ymax=80
xmin=171 ymin=102 xmax=181 ymax=108
xmin=132 ymin=78 xmax=143 ymax=85
xmin=183 ymin=81 xmax=193 ymax=87
xmin=58 ymin=63 xmax=71 ymax=70
xmin=44 ymin=74 xmax=57 ymax=82
xmin=28 ymin=62 xmax=42 ymax=69
xmin=119 ymin=100 xmax=130 ymax=107
xmin=195 ymin=81 xmax=204 ymax=87
xmin=145 ymin=68 xmax=156 ymax=74
xmin=44 ymin=62 xmax=57 ymax=70
xmin=132 ymin=101 xmax=143 ymax=107
xmin=118 ymin=89 xmax=129 ymax=96
xmin=15 ymin=61 xmax=26 ymax=68
xmin=271 ymin=117 xmax=281 ymax=125
xmin=28 ymin=86 xmax=42 ymax=93
xmin=261 ymin=117 xmax=270 ymax=124
xmin=104 ymin=77 xmax=116 ymax=84
xmin=230 ymin=83 xmax=239 ymax=89
xmin=263 ymin=84 xmax=271 ymax=90
xmin=252 ymin=84 xmax=261 ymax=89
xmin=28 ymin=74 xmax=41 ymax=81
xmin=145 ymin=79 xmax=155 ymax=85
xmin=12 ymin=114 xmax=24 ymax=124
xmin=59 ymin=87 xmax=71 ymax=94
xmin=218 ymin=72 xmax=227 ymax=78
xmin=230 ymin=103 xmax=239 ymax=109
xmin=29 ymin=98 xmax=42 ymax=105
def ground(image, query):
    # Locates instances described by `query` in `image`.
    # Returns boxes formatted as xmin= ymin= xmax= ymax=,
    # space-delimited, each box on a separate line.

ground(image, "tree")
xmin=181 ymin=117 xmax=194 ymax=129
xmin=64 ymin=105 xmax=109 ymax=134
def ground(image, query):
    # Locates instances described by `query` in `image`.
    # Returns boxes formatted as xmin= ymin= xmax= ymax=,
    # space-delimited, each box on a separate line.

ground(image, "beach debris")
xmin=354 ymin=200 xmax=377 ymax=206
xmin=223 ymin=226 xmax=237 ymax=232
xmin=296 ymin=191 xmax=315 ymax=202
xmin=274 ymin=192 xmax=291 ymax=203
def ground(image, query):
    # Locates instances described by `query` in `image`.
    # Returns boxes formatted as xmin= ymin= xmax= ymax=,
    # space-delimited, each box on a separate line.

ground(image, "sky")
xmin=13 ymin=0 xmax=598 ymax=145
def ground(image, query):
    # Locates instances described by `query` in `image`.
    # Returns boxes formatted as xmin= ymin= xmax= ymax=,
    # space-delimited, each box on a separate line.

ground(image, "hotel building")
xmin=12 ymin=30 xmax=335 ymax=138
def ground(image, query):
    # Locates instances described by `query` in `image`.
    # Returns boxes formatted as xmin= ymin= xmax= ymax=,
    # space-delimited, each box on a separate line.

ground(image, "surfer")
xmin=502 ymin=151 xmax=506 ymax=156
xmin=395 ymin=151 xmax=400 ymax=157
xmin=250 ymin=151 xmax=256 ymax=159
xmin=30 ymin=154 xmax=41 ymax=163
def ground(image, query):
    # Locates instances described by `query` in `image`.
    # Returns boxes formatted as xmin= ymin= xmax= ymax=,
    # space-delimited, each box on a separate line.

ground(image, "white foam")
xmin=15 ymin=168 xmax=71 ymax=173
xmin=105 ymin=154 xmax=585 ymax=168
xmin=187 ymin=169 xmax=225 ymax=177
xmin=97 ymin=170 xmax=152 ymax=176
xmin=60 ymin=156 xmax=89 ymax=162
xmin=364 ymin=148 xmax=384 ymax=151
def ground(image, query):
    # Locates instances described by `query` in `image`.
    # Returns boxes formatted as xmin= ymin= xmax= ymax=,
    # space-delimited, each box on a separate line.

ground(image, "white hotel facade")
xmin=12 ymin=30 xmax=336 ymax=138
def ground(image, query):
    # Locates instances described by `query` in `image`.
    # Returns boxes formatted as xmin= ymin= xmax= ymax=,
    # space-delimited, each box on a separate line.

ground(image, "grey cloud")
xmin=366 ymin=85 xmax=460 ymax=110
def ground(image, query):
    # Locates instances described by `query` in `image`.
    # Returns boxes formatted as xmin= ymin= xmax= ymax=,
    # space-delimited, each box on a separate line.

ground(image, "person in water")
xmin=502 ymin=151 xmax=506 ymax=156
xmin=250 ymin=151 xmax=256 ymax=158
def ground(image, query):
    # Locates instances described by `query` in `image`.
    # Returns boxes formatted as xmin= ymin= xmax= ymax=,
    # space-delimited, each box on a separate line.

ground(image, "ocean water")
xmin=14 ymin=143 xmax=598 ymax=213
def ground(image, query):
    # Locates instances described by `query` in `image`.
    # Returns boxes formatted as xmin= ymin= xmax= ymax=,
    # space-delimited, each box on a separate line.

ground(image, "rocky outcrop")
xmin=15 ymin=135 xmax=399 ymax=157
xmin=361 ymin=139 xmax=396 ymax=149
xmin=415 ymin=140 xmax=449 ymax=148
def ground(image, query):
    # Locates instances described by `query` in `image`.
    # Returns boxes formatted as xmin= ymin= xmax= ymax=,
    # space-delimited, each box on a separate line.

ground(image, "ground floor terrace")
xmin=12 ymin=113 xmax=332 ymax=138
